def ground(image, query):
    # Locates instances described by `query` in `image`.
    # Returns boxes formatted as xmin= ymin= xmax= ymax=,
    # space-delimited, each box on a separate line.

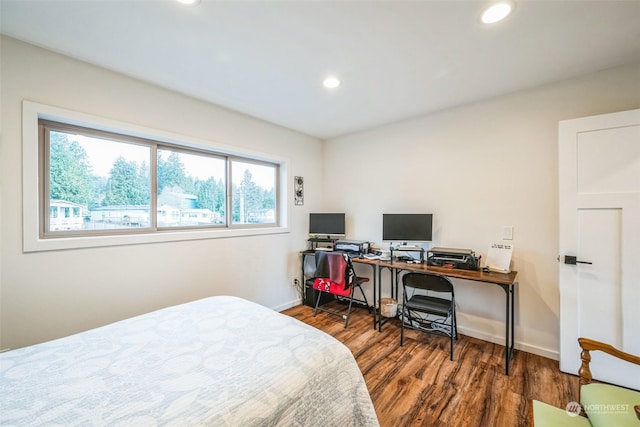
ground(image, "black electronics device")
xmin=335 ymin=240 xmax=370 ymax=254
xmin=382 ymin=213 xmax=433 ymax=242
xmin=309 ymin=213 xmax=345 ymax=237
xmin=427 ymin=247 xmax=479 ymax=271
xmin=304 ymin=279 xmax=333 ymax=308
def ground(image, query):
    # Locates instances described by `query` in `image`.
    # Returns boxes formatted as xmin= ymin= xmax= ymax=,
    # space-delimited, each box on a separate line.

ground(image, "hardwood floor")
xmin=281 ymin=302 xmax=579 ymax=427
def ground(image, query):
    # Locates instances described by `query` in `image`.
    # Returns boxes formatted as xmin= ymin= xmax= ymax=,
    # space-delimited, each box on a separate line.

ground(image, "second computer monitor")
xmin=382 ymin=213 xmax=433 ymax=242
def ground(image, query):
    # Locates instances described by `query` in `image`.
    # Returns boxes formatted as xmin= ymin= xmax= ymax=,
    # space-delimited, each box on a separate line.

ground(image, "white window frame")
xmin=23 ymin=101 xmax=290 ymax=252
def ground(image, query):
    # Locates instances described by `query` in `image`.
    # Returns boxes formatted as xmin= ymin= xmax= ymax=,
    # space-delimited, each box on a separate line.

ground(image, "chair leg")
xmin=356 ymin=283 xmax=371 ymax=313
xmin=314 ymin=284 xmax=366 ymax=329
xmin=450 ymin=336 xmax=454 ymax=360
xmin=343 ymin=284 xmax=371 ymax=328
xmin=344 ymin=293 xmax=354 ymax=328
xmin=450 ymin=306 xmax=456 ymax=361
xmin=450 ymin=316 xmax=454 ymax=361
xmin=453 ymin=303 xmax=459 ymax=340
xmin=400 ymin=303 xmax=405 ymax=346
xmin=313 ymin=289 xmax=322 ymax=316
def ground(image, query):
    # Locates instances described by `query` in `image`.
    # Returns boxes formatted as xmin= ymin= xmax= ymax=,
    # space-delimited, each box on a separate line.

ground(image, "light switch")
xmin=502 ymin=226 xmax=514 ymax=240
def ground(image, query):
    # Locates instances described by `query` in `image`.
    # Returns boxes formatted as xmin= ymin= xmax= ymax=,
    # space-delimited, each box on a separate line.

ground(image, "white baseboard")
xmin=272 ymin=298 xmax=302 ymax=313
xmin=458 ymin=325 xmax=559 ymax=361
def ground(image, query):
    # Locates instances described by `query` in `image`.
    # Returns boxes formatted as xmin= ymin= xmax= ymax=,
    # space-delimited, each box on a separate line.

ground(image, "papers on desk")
xmin=485 ymin=243 xmax=513 ymax=273
xmin=363 ymin=253 xmax=380 ymax=260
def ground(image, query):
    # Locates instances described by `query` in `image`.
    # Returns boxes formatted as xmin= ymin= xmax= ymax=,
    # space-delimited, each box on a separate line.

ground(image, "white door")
xmin=559 ymin=109 xmax=640 ymax=390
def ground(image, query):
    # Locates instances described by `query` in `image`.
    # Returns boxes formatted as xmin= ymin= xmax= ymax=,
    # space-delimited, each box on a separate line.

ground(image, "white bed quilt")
xmin=0 ymin=296 xmax=379 ymax=426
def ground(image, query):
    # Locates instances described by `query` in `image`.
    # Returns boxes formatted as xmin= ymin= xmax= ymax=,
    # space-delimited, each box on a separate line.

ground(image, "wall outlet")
xmin=292 ymin=277 xmax=300 ymax=288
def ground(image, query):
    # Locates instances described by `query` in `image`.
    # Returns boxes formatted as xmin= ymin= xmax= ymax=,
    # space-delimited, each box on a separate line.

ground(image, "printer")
xmin=335 ymin=240 xmax=370 ymax=254
xmin=427 ymin=247 xmax=479 ymax=271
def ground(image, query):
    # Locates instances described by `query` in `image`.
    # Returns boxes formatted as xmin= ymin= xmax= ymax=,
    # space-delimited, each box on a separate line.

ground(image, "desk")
xmin=352 ymin=257 xmax=518 ymax=375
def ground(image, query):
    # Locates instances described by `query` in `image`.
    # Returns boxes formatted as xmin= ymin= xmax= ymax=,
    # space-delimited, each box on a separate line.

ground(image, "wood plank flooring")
xmin=281 ymin=302 xmax=579 ymax=427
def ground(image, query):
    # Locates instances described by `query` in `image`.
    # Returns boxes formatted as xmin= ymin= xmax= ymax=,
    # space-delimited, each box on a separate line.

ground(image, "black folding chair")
xmin=400 ymin=272 xmax=458 ymax=360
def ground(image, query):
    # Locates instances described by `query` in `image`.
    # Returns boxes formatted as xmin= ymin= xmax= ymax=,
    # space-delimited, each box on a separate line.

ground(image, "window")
xmin=45 ymin=124 xmax=152 ymax=233
xmin=231 ymin=160 xmax=278 ymax=225
xmin=157 ymin=148 xmax=226 ymax=228
xmin=39 ymin=119 xmax=281 ymax=239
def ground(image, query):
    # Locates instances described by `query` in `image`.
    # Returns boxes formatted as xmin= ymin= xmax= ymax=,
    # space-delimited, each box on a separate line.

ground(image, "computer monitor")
xmin=382 ymin=213 xmax=433 ymax=242
xmin=309 ymin=213 xmax=346 ymax=237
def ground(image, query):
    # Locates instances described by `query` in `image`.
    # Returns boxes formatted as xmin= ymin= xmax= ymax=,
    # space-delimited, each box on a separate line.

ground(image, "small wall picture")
xmin=294 ymin=176 xmax=304 ymax=206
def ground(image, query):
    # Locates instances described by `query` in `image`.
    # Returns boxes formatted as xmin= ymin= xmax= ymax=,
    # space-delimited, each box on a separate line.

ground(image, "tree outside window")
xmin=42 ymin=120 xmax=279 ymax=236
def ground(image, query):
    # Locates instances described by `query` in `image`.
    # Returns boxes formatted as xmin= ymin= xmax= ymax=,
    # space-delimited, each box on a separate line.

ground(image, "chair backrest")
xmin=402 ymin=272 xmax=454 ymax=295
xmin=314 ymin=251 xmax=349 ymax=288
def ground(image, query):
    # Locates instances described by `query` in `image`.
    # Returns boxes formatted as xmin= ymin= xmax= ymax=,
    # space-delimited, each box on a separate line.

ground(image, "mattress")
xmin=0 ymin=296 xmax=379 ymax=426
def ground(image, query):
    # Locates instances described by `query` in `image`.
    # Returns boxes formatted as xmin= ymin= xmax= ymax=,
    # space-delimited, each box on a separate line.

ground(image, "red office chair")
xmin=313 ymin=251 xmax=371 ymax=328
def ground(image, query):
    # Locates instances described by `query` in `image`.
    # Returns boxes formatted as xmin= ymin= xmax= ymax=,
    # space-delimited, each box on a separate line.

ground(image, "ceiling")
xmin=2 ymin=0 xmax=639 ymax=139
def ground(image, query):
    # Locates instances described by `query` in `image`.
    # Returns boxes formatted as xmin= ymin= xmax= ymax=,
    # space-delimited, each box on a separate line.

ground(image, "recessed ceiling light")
xmin=176 ymin=0 xmax=201 ymax=5
xmin=323 ymin=76 xmax=341 ymax=89
xmin=481 ymin=2 xmax=512 ymax=24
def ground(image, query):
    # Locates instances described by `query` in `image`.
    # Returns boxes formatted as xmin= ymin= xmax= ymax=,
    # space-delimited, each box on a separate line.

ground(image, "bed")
xmin=0 ymin=296 xmax=379 ymax=426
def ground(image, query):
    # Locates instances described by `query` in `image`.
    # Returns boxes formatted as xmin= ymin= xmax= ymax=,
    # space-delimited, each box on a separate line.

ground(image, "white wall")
xmin=2 ymin=35 xmax=639 ymax=359
xmin=0 ymin=36 xmax=324 ymax=350
xmin=323 ymin=62 xmax=640 ymax=358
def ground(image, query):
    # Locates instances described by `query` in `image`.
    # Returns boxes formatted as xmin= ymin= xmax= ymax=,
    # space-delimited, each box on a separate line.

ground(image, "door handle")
xmin=562 ymin=255 xmax=592 ymax=265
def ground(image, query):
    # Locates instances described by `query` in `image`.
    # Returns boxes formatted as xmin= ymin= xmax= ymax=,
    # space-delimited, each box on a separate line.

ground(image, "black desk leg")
xmin=510 ymin=285 xmax=515 ymax=373
xmin=355 ymin=262 xmax=378 ymax=329
xmin=372 ymin=264 xmax=378 ymax=329
xmin=377 ymin=266 xmax=398 ymax=332
xmin=377 ymin=266 xmax=391 ymax=332
xmin=376 ymin=265 xmax=391 ymax=332
xmin=502 ymin=284 xmax=515 ymax=376
xmin=301 ymin=253 xmax=306 ymax=304
xmin=377 ymin=266 xmax=383 ymax=331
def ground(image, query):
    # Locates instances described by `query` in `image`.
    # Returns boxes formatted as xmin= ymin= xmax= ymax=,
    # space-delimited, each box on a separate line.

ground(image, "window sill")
xmin=26 ymin=226 xmax=290 ymax=253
